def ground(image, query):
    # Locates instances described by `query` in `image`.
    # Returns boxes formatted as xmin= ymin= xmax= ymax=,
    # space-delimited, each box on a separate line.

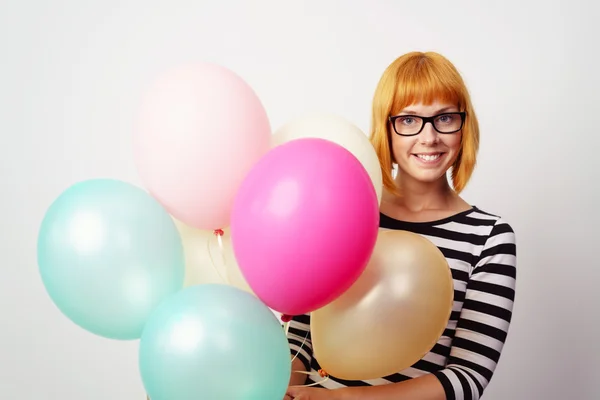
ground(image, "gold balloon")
xmin=311 ymin=229 xmax=454 ymax=380
xmin=172 ymin=219 xmax=254 ymax=295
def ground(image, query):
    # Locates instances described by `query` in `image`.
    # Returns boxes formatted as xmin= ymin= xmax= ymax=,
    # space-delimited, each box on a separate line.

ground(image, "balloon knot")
xmin=281 ymin=314 xmax=293 ymax=323
xmin=318 ymin=369 xmax=329 ymax=378
xmin=213 ymin=229 xmax=224 ymax=236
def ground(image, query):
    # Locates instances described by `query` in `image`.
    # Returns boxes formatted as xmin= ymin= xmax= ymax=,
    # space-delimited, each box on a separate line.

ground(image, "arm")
xmin=336 ymin=373 xmax=446 ymax=400
xmin=337 ymin=219 xmax=518 ymax=400
xmin=289 ymin=357 xmax=309 ymax=386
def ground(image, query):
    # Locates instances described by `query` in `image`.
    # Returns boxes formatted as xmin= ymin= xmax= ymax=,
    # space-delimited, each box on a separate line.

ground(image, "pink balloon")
xmin=133 ymin=63 xmax=271 ymax=230
xmin=230 ymin=138 xmax=380 ymax=316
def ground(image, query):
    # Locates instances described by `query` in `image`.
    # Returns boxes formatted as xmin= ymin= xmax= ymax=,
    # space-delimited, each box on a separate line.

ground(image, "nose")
xmin=419 ymin=122 xmax=439 ymax=145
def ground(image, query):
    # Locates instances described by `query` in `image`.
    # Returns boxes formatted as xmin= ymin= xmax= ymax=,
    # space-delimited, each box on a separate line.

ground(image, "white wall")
xmin=1 ymin=0 xmax=598 ymax=399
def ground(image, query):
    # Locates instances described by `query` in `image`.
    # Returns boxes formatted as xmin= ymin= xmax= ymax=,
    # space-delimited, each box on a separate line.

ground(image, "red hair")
xmin=369 ymin=52 xmax=480 ymax=194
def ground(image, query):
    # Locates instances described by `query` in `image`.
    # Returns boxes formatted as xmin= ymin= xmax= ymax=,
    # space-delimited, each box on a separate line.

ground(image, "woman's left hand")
xmin=286 ymin=386 xmax=341 ymax=400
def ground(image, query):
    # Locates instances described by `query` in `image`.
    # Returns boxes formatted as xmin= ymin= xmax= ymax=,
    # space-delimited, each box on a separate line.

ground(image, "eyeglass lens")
xmin=394 ymin=113 xmax=463 ymax=135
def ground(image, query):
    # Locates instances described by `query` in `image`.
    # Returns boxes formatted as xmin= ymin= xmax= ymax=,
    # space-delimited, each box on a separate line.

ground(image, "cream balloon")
xmin=172 ymin=219 xmax=253 ymax=295
xmin=221 ymin=232 xmax=255 ymax=296
xmin=311 ymin=230 xmax=454 ymax=380
xmin=271 ymin=113 xmax=383 ymax=205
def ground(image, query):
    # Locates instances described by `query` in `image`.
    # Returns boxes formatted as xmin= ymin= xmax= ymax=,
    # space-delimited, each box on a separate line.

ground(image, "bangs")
xmin=390 ymin=57 xmax=466 ymax=115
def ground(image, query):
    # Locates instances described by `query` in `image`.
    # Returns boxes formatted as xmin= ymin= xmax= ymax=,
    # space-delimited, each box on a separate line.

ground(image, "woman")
xmin=285 ymin=52 xmax=517 ymax=400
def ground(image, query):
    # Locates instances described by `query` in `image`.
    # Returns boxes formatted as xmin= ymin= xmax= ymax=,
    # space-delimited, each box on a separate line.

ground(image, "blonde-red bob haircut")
xmin=369 ymin=51 xmax=480 ymax=194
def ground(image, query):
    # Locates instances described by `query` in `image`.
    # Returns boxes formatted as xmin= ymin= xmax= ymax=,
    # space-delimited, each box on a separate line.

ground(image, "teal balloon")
xmin=139 ymin=284 xmax=291 ymax=400
xmin=37 ymin=179 xmax=185 ymax=340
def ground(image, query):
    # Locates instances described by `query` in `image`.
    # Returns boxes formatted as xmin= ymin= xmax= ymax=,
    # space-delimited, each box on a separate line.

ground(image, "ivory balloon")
xmin=173 ymin=220 xmax=254 ymax=295
xmin=311 ymin=230 xmax=454 ymax=380
xmin=272 ymin=113 xmax=383 ymax=205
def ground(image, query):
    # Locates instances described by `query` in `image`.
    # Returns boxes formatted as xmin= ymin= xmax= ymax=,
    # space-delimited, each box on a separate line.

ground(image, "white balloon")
xmin=172 ymin=218 xmax=254 ymax=295
xmin=272 ymin=113 xmax=383 ymax=205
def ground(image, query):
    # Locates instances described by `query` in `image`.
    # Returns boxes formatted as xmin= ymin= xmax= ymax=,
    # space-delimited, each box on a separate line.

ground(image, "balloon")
xmin=230 ymin=138 xmax=380 ymax=316
xmin=272 ymin=113 xmax=383 ymax=205
xmin=37 ymin=179 xmax=185 ymax=340
xmin=139 ymin=284 xmax=291 ymax=400
xmin=311 ymin=230 xmax=454 ymax=380
xmin=133 ymin=62 xmax=271 ymax=230
xmin=219 ymin=231 xmax=256 ymax=296
xmin=173 ymin=219 xmax=254 ymax=295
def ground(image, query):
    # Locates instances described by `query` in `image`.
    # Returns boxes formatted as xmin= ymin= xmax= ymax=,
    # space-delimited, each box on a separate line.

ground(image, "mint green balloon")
xmin=37 ymin=179 xmax=185 ymax=340
xmin=139 ymin=284 xmax=291 ymax=400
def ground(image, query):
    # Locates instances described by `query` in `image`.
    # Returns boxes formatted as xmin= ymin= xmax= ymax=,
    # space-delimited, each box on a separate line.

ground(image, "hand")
xmin=285 ymin=386 xmax=338 ymax=400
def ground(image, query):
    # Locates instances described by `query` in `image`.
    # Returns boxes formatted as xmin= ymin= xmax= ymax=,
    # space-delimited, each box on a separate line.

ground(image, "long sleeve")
xmin=433 ymin=219 xmax=517 ymax=400
xmin=287 ymin=313 xmax=313 ymax=372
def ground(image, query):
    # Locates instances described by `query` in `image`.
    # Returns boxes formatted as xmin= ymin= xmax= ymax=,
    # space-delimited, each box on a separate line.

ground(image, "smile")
xmin=416 ymin=153 xmax=441 ymax=161
xmin=413 ymin=153 xmax=444 ymax=164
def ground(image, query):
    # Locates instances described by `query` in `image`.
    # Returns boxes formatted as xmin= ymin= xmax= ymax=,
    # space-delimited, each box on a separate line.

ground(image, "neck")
xmin=390 ymin=173 xmax=455 ymax=212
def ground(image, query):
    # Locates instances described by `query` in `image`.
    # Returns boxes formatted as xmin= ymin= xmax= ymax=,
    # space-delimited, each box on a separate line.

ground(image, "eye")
xmin=437 ymin=114 xmax=454 ymax=124
xmin=399 ymin=117 xmax=416 ymax=125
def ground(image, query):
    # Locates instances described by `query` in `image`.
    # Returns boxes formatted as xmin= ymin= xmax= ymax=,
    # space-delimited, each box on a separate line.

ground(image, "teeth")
xmin=417 ymin=154 xmax=440 ymax=161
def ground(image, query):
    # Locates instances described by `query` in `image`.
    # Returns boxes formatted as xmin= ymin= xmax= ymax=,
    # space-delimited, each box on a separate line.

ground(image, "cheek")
xmin=390 ymin=136 xmax=415 ymax=162
xmin=443 ymin=134 xmax=462 ymax=165
xmin=444 ymin=133 xmax=462 ymax=152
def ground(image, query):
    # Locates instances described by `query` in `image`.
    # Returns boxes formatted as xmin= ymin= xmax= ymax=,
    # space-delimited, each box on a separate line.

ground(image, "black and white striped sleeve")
xmin=433 ymin=219 xmax=517 ymax=400
xmin=287 ymin=313 xmax=313 ymax=372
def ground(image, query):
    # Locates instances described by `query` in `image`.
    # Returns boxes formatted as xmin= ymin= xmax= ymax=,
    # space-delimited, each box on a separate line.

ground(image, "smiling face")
xmin=370 ymin=52 xmax=480 ymax=195
xmin=389 ymin=101 xmax=463 ymax=186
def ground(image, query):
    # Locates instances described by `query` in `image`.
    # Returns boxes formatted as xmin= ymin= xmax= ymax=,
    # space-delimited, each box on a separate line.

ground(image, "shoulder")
xmin=432 ymin=205 xmax=516 ymax=244
xmin=470 ymin=207 xmax=517 ymax=270
xmin=469 ymin=207 xmax=516 ymax=240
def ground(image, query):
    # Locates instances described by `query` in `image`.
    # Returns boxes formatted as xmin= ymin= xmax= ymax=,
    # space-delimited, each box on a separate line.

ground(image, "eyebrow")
xmin=398 ymin=106 xmax=458 ymax=115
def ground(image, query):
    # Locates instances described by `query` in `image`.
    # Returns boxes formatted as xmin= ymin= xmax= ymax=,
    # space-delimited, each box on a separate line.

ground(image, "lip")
xmin=411 ymin=152 xmax=445 ymax=166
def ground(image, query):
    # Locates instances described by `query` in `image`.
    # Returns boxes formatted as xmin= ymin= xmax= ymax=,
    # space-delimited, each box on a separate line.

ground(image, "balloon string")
xmin=290 ymin=329 xmax=310 ymax=364
xmin=206 ymin=229 xmax=230 ymax=284
xmin=215 ymin=229 xmax=224 ymax=254
xmin=285 ymin=316 xmax=327 ymax=386
xmin=283 ymin=321 xmax=290 ymax=335
xmin=146 ymin=370 xmax=328 ymax=400
xmin=291 ymin=370 xmax=330 ymax=387
xmin=146 ymin=327 xmax=321 ymax=400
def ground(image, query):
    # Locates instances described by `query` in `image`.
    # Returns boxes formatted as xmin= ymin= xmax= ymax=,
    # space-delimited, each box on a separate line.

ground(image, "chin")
xmin=398 ymin=156 xmax=455 ymax=183
xmin=416 ymin=174 xmax=446 ymax=183
xmin=403 ymin=169 xmax=448 ymax=184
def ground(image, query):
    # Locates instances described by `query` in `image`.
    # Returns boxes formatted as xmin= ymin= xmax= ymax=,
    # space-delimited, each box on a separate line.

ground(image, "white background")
xmin=1 ymin=0 xmax=599 ymax=399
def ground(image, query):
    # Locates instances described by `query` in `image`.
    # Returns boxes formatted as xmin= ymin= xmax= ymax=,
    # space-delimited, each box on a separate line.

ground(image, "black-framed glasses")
xmin=388 ymin=112 xmax=466 ymax=136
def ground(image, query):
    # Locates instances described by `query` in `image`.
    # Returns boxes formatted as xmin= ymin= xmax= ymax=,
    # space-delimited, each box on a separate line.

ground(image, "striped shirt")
xmin=287 ymin=206 xmax=517 ymax=400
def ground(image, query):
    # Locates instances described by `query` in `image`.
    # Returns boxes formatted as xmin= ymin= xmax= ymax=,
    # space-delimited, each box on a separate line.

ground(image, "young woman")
xmin=284 ymin=52 xmax=517 ymax=400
